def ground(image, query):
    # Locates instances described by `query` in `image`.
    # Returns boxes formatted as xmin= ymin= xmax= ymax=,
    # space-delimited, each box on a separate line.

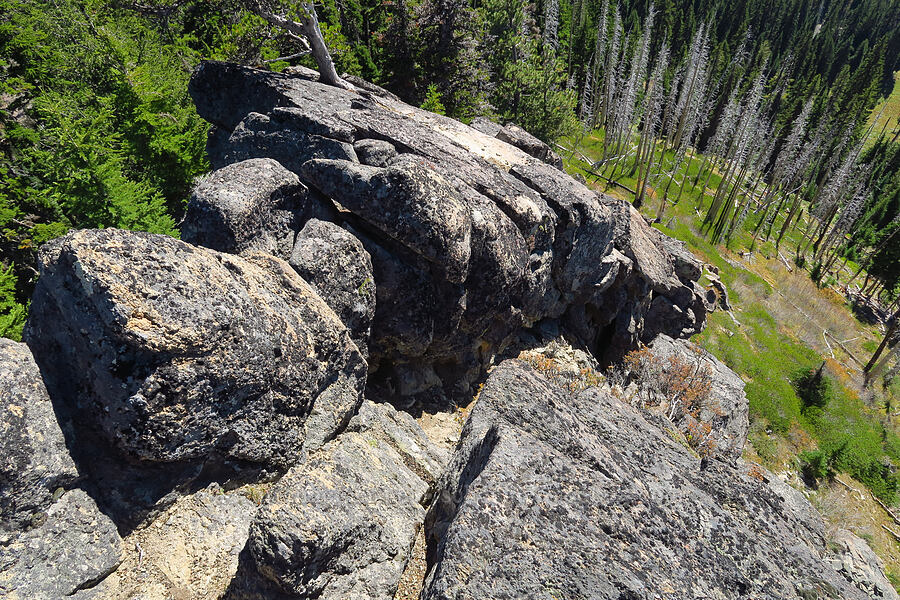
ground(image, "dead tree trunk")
xmin=251 ymin=1 xmax=352 ymax=89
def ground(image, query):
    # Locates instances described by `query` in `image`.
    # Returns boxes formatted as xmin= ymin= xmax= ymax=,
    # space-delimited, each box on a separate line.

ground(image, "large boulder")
xmin=233 ymin=400 xmax=446 ymax=600
xmin=0 ymin=489 xmax=123 ymax=599
xmin=422 ymin=360 xmax=869 ymax=599
xmin=182 ymin=158 xmax=335 ymax=261
xmin=0 ymin=339 xmax=78 ymax=533
xmin=24 ymin=228 xmax=366 ymax=522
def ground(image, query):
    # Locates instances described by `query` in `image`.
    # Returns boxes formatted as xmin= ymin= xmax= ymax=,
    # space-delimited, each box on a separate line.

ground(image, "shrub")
xmin=793 ymin=363 xmax=832 ymax=417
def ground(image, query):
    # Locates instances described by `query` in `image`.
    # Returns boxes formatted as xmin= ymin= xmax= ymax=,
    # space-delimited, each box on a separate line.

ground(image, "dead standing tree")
xmin=249 ymin=0 xmax=353 ymax=89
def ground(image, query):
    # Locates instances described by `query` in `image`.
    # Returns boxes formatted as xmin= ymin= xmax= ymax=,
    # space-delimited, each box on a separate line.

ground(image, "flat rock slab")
xmin=0 ymin=339 xmax=78 ymax=533
xmin=0 ymin=489 xmax=123 ymax=599
xmin=423 ymin=360 xmax=869 ymax=600
xmin=25 ymin=228 xmax=365 ymax=471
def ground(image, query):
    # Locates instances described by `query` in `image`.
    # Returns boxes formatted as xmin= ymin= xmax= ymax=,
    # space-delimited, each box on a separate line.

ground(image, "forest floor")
xmin=562 ymin=133 xmax=900 ymax=587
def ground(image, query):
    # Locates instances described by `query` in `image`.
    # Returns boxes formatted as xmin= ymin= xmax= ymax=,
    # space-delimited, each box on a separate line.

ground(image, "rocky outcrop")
xmin=231 ymin=400 xmax=446 ymax=600
xmin=182 ymin=157 xmax=334 ymax=260
xmin=423 ymin=360 xmax=868 ymax=599
xmin=4 ymin=62 xmax=881 ymax=600
xmin=187 ymin=61 xmax=711 ymax=394
xmin=0 ymin=339 xmax=78 ymax=532
xmin=24 ymin=228 xmax=365 ymax=524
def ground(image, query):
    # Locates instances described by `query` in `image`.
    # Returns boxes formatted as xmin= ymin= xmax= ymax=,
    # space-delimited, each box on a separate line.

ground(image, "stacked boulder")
xmin=0 ymin=62 xmax=892 ymax=600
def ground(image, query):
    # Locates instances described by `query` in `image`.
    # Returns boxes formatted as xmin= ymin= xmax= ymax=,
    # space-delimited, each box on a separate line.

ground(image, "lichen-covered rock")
xmin=290 ymin=219 xmax=376 ymax=356
xmin=301 ymin=157 xmax=473 ymax=284
xmin=235 ymin=401 xmax=444 ymax=600
xmin=423 ymin=360 xmax=868 ymax=600
xmin=648 ymin=334 xmax=750 ymax=457
xmin=188 ymin=61 xmax=711 ymax=396
xmin=182 ymin=158 xmax=334 ymax=260
xmin=0 ymin=489 xmax=122 ymax=599
xmin=829 ymin=529 xmax=900 ymax=599
xmin=74 ymin=484 xmax=258 ymax=600
xmin=0 ymin=339 xmax=78 ymax=533
xmin=25 ymin=228 xmax=366 ymax=470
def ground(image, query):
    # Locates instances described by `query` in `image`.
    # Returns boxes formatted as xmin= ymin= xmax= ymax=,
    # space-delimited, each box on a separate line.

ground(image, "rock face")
xmin=829 ymin=529 xmax=900 ymax=599
xmin=0 ymin=339 xmax=78 ymax=532
xmin=24 ymin=228 xmax=366 ymax=525
xmin=423 ymin=360 xmax=868 ymax=600
xmin=0 ymin=489 xmax=123 ymax=599
xmin=187 ymin=61 xmax=711 ymax=394
xmin=233 ymin=400 xmax=446 ymax=600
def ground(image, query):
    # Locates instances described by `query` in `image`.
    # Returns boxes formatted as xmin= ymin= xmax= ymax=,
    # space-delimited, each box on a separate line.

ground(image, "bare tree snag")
xmin=250 ymin=1 xmax=352 ymax=89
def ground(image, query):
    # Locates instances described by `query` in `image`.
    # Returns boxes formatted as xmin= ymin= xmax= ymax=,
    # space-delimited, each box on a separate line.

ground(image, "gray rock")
xmin=423 ymin=359 xmax=868 ymax=600
xmin=0 ymin=339 xmax=78 ymax=533
xmin=188 ymin=61 xmax=710 ymax=395
xmin=468 ymin=116 xmax=501 ymax=137
xmin=24 ymin=229 xmax=365 ymax=521
xmin=346 ymin=400 xmax=449 ymax=488
xmin=0 ymin=489 xmax=123 ymax=599
xmin=290 ymin=219 xmax=376 ymax=357
xmin=301 ymin=157 xmax=472 ymax=284
xmin=182 ymin=158 xmax=334 ymax=260
xmin=653 ymin=229 xmax=703 ymax=283
xmin=353 ymin=139 xmax=397 ymax=167
xmin=496 ymin=123 xmax=564 ymax=170
xmin=239 ymin=406 xmax=439 ymax=600
xmin=220 ymin=111 xmax=358 ymax=175
xmin=648 ymin=334 xmax=750 ymax=457
xmin=830 ymin=529 xmax=900 ymax=599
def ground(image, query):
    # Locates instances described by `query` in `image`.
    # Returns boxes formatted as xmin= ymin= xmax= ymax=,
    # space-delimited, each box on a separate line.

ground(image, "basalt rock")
xmin=188 ymin=61 xmax=713 ymax=396
xmin=422 ymin=360 xmax=869 ymax=600
xmin=0 ymin=339 xmax=78 ymax=533
xmin=24 ymin=228 xmax=365 ymax=523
